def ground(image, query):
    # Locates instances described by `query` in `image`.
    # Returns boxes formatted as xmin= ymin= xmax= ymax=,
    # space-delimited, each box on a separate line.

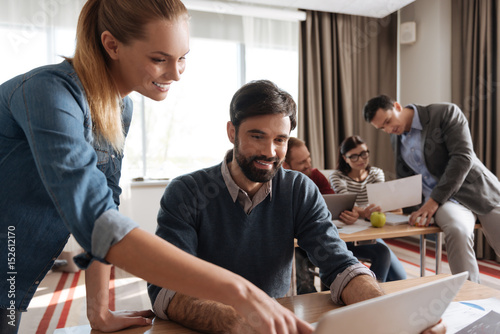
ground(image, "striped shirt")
xmin=329 ymin=167 xmax=385 ymax=207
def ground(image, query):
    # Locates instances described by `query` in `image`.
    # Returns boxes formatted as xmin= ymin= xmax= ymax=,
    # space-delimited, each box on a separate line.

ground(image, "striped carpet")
xmin=18 ymin=266 xmax=151 ymax=334
xmin=19 ymin=238 xmax=500 ymax=334
xmin=385 ymin=237 xmax=500 ymax=290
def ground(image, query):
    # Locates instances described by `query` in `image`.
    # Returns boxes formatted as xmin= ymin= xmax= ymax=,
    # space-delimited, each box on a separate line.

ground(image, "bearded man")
xmin=147 ymin=80 xmax=387 ymax=333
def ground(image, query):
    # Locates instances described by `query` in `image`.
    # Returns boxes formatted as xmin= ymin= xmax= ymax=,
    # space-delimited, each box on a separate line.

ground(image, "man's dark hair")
xmin=363 ymin=95 xmax=395 ymax=122
xmin=285 ymin=137 xmax=306 ymax=164
xmin=230 ymin=80 xmax=297 ymax=131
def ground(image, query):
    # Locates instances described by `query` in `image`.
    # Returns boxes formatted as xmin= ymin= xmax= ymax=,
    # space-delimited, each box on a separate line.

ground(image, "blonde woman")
xmin=0 ymin=1 xmax=312 ymax=333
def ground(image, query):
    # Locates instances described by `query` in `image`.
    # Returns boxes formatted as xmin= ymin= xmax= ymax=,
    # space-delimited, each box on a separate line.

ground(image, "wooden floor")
xmin=385 ymin=237 xmax=500 ymax=291
xmin=18 ymin=237 xmax=500 ymax=334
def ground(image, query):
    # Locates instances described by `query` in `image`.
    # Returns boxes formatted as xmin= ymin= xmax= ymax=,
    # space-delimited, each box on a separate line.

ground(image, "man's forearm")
xmin=340 ymin=274 xmax=384 ymax=305
xmin=167 ymin=293 xmax=253 ymax=333
xmin=106 ymin=229 xmax=315 ymax=334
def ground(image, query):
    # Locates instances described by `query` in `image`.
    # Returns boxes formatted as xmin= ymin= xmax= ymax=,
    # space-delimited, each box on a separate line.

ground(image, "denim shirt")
xmin=0 ymin=61 xmax=139 ymax=310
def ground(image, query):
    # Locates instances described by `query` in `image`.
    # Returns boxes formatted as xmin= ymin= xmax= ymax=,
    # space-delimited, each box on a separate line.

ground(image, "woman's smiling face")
xmin=108 ymin=18 xmax=190 ymax=100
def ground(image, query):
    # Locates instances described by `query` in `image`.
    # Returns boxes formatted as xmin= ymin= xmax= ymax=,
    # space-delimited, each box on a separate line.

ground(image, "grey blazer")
xmin=391 ymin=103 xmax=500 ymax=215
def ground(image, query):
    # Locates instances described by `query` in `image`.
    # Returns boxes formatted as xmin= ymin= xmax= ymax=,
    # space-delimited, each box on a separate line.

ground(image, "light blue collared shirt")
xmin=400 ymin=105 xmax=437 ymax=202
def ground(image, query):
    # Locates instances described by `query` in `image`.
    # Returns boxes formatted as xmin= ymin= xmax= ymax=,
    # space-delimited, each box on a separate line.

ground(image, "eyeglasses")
xmin=346 ymin=150 xmax=370 ymax=162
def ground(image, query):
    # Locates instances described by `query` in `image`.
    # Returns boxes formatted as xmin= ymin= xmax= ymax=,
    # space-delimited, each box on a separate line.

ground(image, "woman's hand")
xmin=88 ymin=309 xmax=154 ymax=332
xmin=85 ymin=261 xmax=154 ymax=332
xmin=339 ymin=210 xmax=359 ymax=225
xmin=362 ymin=204 xmax=382 ymax=219
xmin=231 ymin=285 xmax=314 ymax=334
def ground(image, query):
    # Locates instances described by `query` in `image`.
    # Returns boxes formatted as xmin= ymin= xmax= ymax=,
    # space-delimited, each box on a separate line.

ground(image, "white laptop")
xmin=313 ymin=272 xmax=468 ymax=334
xmin=322 ymin=193 xmax=357 ymax=220
xmin=384 ymin=212 xmax=410 ymax=225
xmin=384 ymin=213 xmax=436 ymax=226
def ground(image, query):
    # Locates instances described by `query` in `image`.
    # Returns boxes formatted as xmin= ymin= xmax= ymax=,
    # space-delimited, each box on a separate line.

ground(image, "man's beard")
xmin=234 ymin=139 xmax=283 ymax=183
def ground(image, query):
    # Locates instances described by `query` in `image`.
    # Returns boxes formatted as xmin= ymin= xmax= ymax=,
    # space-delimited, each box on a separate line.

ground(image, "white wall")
xmin=119 ymin=1 xmax=456 ymax=228
xmin=399 ymin=0 xmax=452 ymax=105
xmin=120 ymin=181 xmax=170 ymax=235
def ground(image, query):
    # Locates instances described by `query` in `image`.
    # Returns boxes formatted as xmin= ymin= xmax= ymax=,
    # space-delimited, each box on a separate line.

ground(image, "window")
xmin=0 ymin=0 xmax=84 ymax=83
xmin=2 ymin=3 xmax=299 ymax=181
xmin=123 ymin=11 xmax=299 ymax=180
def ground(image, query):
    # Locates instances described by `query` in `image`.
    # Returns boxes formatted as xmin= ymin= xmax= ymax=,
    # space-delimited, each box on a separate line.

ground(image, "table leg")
xmin=288 ymin=249 xmax=297 ymax=297
xmin=420 ymin=235 xmax=426 ymax=277
xmin=435 ymin=232 xmax=443 ymax=274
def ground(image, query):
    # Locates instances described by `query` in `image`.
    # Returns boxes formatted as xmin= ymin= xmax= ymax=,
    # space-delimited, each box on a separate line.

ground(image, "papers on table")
xmin=366 ymin=174 xmax=422 ymax=212
xmin=442 ymin=297 xmax=500 ymax=333
xmin=333 ymin=219 xmax=371 ymax=234
xmin=456 ymin=311 xmax=500 ymax=333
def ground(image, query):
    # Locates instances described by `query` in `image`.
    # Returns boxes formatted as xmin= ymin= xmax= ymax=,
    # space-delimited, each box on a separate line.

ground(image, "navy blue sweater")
xmin=148 ymin=164 xmax=358 ymax=303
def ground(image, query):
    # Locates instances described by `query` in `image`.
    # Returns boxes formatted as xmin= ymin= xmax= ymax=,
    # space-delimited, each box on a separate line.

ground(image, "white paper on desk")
xmin=441 ymin=297 xmax=500 ymax=333
xmin=366 ymin=174 xmax=422 ymax=212
xmin=333 ymin=219 xmax=371 ymax=234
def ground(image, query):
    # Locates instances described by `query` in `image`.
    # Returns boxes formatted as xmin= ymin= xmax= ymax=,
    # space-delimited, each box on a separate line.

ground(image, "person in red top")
xmin=284 ymin=137 xmax=334 ymax=195
xmin=284 ymin=137 xmax=334 ymax=293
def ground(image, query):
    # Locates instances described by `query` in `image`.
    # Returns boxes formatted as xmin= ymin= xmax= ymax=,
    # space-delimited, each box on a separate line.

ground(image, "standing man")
xmin=363 ymin=95 xmax=500 ymax=283
xmin=284 ymin=137 xmax=333 ymax=294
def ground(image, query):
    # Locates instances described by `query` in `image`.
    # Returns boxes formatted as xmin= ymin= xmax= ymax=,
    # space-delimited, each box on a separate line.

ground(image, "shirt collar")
xmin=221 ymin=150 xmax=273 ymax=204
xmin=406 ymin=104 xmax=423 ymax=131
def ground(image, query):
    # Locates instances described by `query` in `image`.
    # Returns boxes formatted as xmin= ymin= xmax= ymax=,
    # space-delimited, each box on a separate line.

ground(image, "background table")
xmin=338 ymin=223 xmax=444 ymax=277
xmin=292 ymin=222 xmax=444 ymax=294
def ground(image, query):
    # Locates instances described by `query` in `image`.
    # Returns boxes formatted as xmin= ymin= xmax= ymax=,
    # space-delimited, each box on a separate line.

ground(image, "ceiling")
xmin=223 ymin=0 xmax=415 ymax=18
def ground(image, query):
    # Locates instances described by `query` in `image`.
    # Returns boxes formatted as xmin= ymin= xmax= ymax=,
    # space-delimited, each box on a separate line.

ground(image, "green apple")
xmin=370 ymin=212 xmax=386 ymax=228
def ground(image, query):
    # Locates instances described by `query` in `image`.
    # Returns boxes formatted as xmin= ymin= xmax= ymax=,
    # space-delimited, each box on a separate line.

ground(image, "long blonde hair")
xmin=69 ymin=0 xmax=188 ymax=152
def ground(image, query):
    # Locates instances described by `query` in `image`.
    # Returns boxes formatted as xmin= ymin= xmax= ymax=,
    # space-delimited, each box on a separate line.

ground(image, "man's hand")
xmin=233 ymin=291 xmax=315 ymax=334
xmin=168 ymin=292 xmax=314 ymax=334
xmin=339 ymin=210 xmax=359 ymax=225
xmin=409 ymin=198 xmax=439 ymax=226
xmin=422 ymin=319 xmax=446 ymax=334
xmin=340 ymin=275 xmax=445 ymax=334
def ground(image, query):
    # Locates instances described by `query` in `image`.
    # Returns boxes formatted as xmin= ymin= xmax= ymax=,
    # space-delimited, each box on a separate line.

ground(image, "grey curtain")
xmin=298 ymin=11 xmax=397 ymax=177
xmin=452 ymin=0 xmax=500 ymax=261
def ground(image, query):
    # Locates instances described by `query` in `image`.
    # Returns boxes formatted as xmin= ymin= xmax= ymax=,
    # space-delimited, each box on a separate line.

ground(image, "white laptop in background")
xmin=313 ymin=272 xmax=468 ymax=334
xmin=322 ymin=193 xmax=357 ymax=220
xmin=384 ymin=212 xmax=410 ymax=225
xmin=384 ymin=213 xmax=435 ymax=226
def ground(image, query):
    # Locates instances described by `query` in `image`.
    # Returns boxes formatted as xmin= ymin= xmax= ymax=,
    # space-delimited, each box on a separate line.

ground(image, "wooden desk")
xmin=280 ymin=274 xmax=500 ymax=324
xmin=54 ymin=274 xmax=500 ymax=334
xmin=339 ymin=223 xmax=444 ymax=277
xmin=293 ymin=223 xmax=444 ymax=282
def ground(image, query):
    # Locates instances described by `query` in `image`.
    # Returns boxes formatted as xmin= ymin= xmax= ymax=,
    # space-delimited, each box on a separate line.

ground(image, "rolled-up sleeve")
xmin=294 ymin=176 xmax=361 ymax=289
xmin=74 ymin=210 xmax=139 ymax=268
xmin=330 ymin=263 xmax=376 ymax=305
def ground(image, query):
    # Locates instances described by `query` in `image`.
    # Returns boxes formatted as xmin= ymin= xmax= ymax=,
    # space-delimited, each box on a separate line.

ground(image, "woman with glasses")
xmin=329 ymin=135 xmax=407 ymax=282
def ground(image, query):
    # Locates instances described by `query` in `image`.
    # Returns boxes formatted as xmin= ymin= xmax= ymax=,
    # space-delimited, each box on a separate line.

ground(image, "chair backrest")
xmin=319 ymin=169 xmax=334 ymax=180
